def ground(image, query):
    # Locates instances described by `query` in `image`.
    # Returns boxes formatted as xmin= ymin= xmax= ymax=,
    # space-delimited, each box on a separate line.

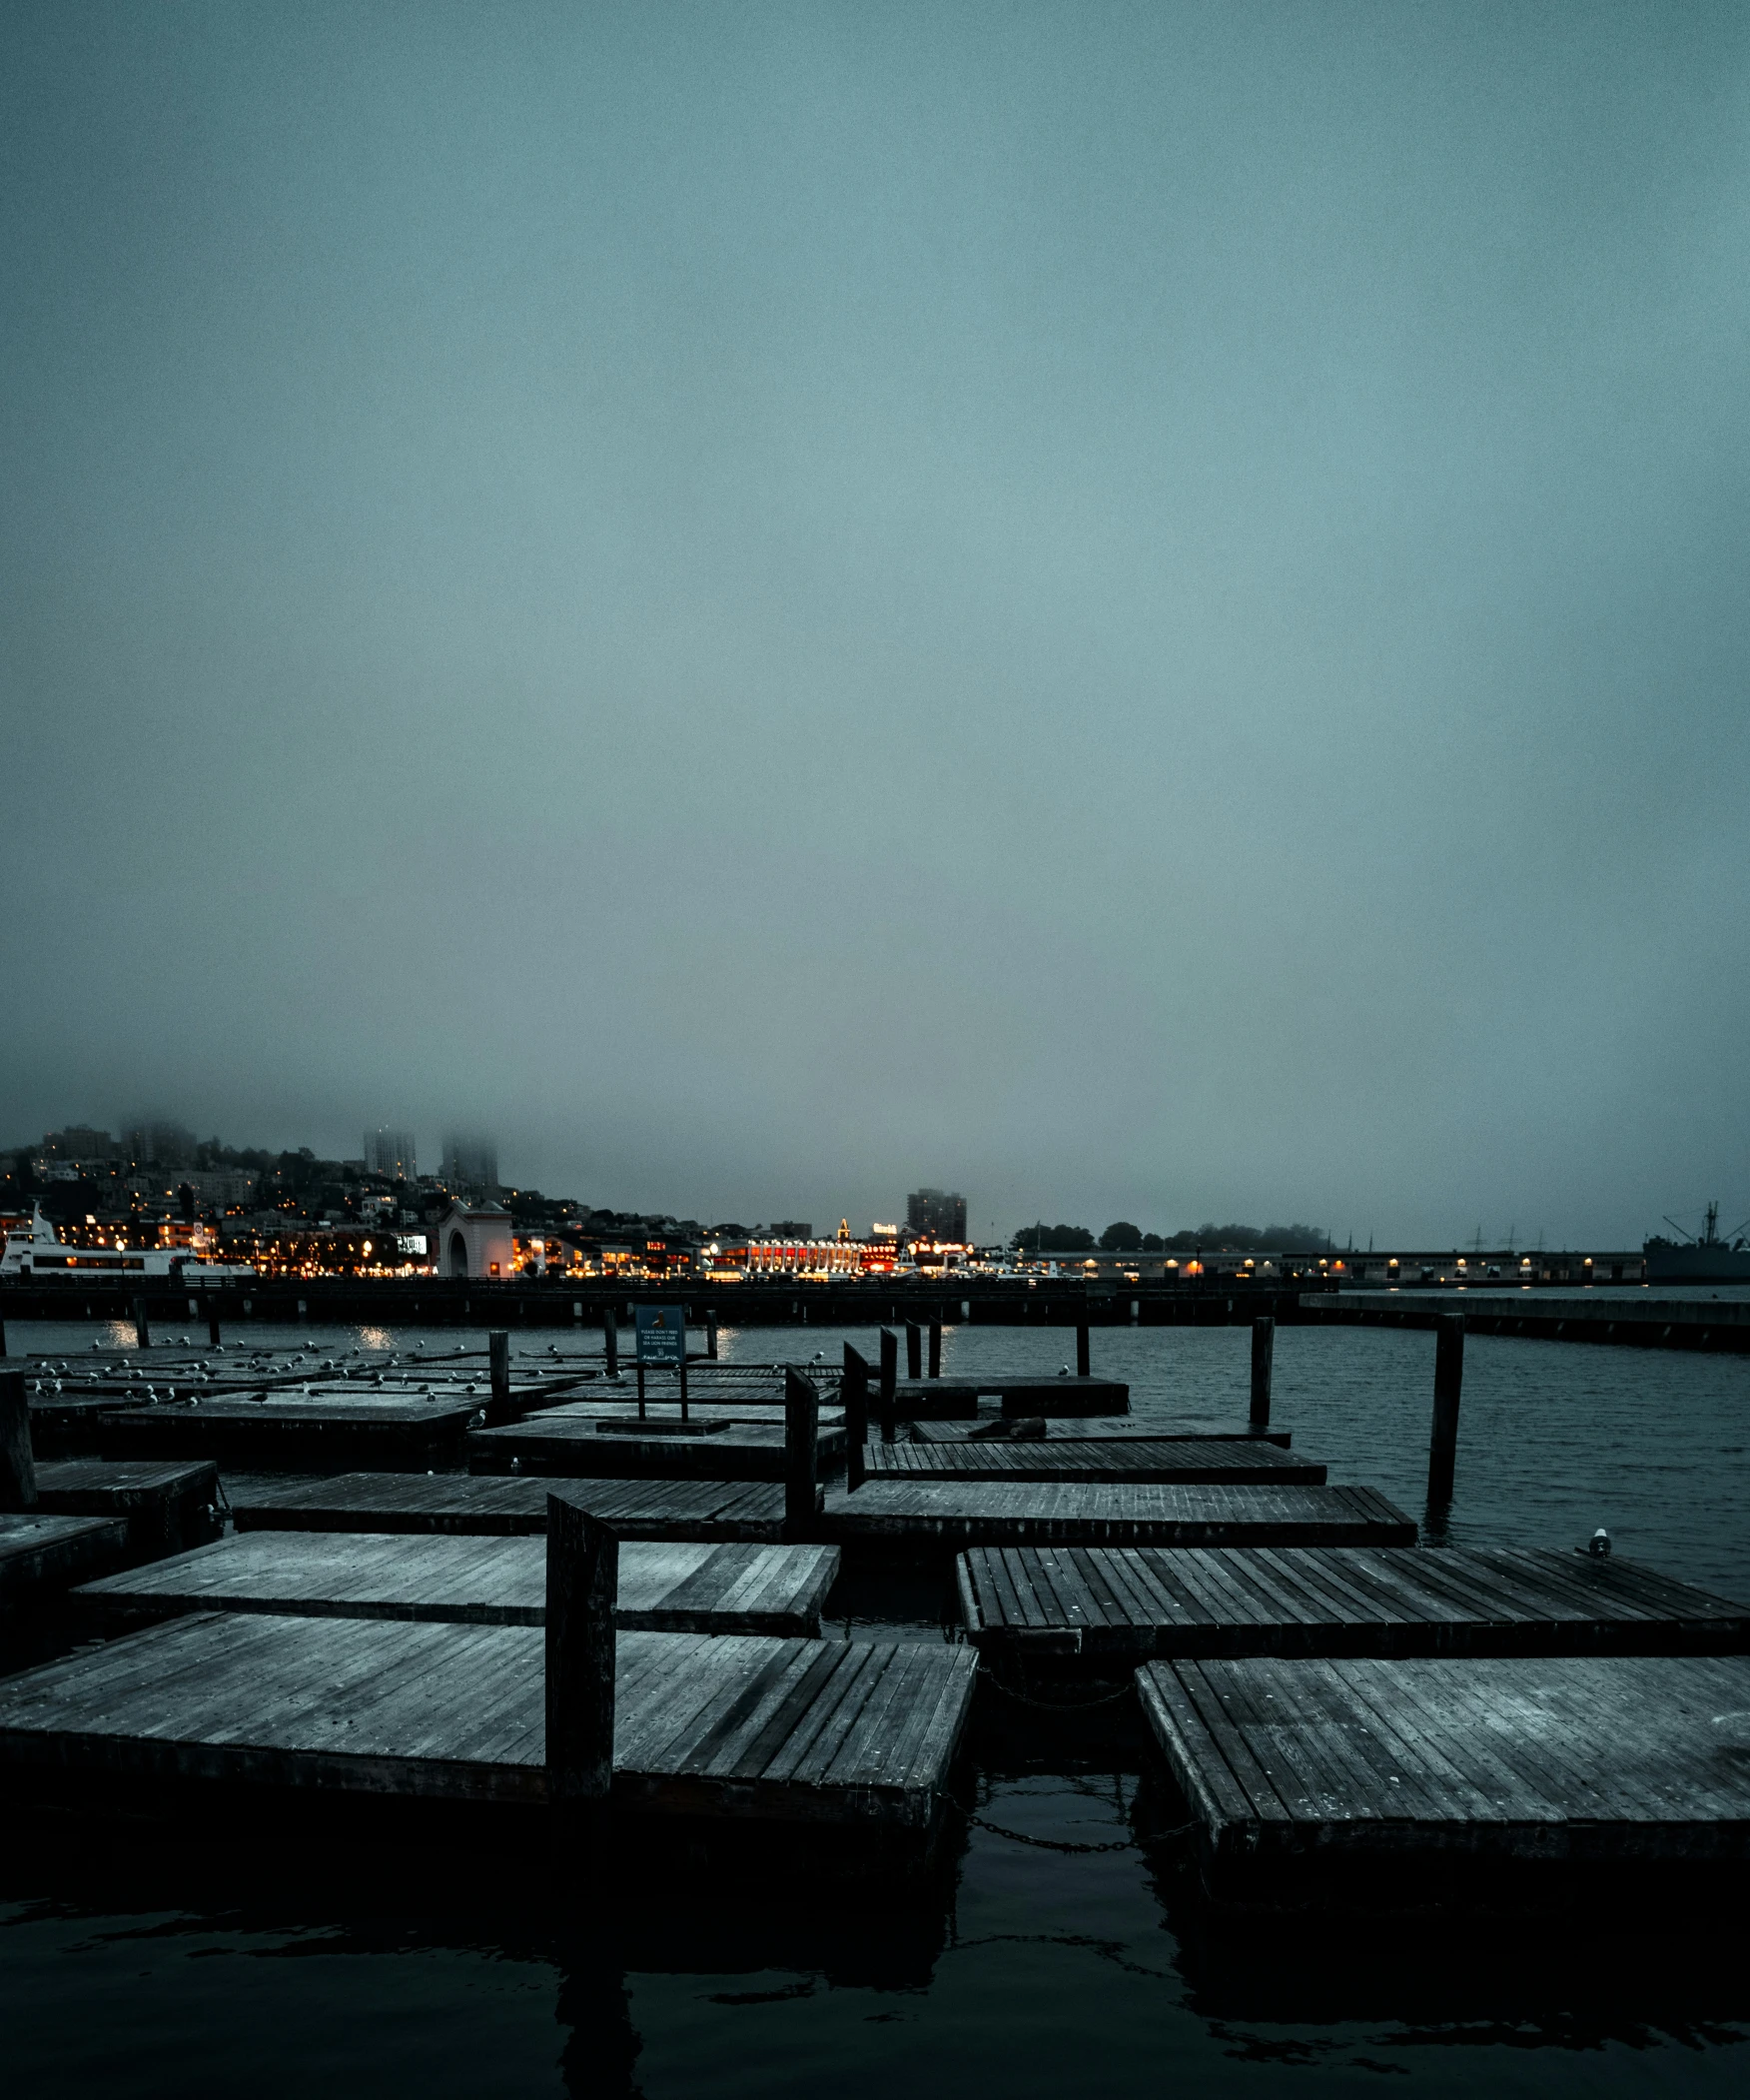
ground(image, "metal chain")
xmin=967 ymin=1812 xmax=1136 ymax=1854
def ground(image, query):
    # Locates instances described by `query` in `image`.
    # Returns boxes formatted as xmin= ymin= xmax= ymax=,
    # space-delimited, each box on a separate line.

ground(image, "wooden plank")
xmin=1140 ymin=1653 xmax=1750 ymax=1899
xmin=962 ymin=1546 xmax=1750 ymax=1664
xmin=32 ymin=1460 xmax=221 ymax=1561
xmin=863 ymin=1439 xmax=1325 ymax=1485
xmin=823 ymin=1481 xmax=1416 ymax=1554
xmin=0 ymin=1610 xmax=977 ymax=1836
xmin=0 ymin=1513 xmax=130 ymax=1615
xmin=74 ymin=1532 xmax=841 ymax=1636
xmin=229 ymin=1473 xmax=789 ymax=1542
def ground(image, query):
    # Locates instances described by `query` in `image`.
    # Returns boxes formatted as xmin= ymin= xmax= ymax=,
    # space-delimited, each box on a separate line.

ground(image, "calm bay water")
xmin=3 ymin=1315 xmax=1747 ymax=2095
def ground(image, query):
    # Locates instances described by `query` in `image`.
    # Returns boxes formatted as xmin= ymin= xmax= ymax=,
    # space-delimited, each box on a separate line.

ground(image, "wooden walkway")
xmin=0 ymin=1514 xmax=128 ymax=1617
xmin=1138 ymin=1653 xmax=1750 ymax=1902
xmin=867 ymin=1440 xmax=1325 ymax=1486
xmin=467 ymin=1411 xmax=846 ymax=1482
xmin=959 ymin=1545 xmax=1750 ymax=1664
xmin=910 ymin=1419 xmax=1292 ymax=1448
xmin=230 ymin=1472 xmax=790 ymax=1541
xmin=34 ymin=1461 xmax=221 ymax=1560
xmin=0 ymin=1611 xmax=976 ymax=1836
xmin=75 ymin=1533 xmax=841 ymax=1636
xmin=819 ymin=1482 xmax=1414 ymax=1553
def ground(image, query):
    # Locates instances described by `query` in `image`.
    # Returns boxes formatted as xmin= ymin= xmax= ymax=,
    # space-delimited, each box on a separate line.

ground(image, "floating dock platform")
xmin=1138 ymin=1652 xmax=1750 ymax=1908
xmin=0 ymin=1609 xmax=976 ymax=1862
xmin=230 ymin=1471 xmax=791 ymax=1541
xmin=0 ymin=1514 xmax=128 ymax=1621
xmin=96 ymin=1395 xmax=483 ymax=1467
xmin=33 ymin=1460 xmax=221 ymax=1561
xmin=866 ymin=1439 xmax=1325 ymax=1486
xmin=466 ymin=1406 xmax=847 ymax=1482
xmin=818 ymin=1482 xmax=1415 ymax=1558
xmin=959 ymin=1545 xmax=1750 ymax=1668
xmin=890 ymin=1379 xmax=1129 ymax=1419
xmin=74 ymin=1532 xmax=841 ymax=1636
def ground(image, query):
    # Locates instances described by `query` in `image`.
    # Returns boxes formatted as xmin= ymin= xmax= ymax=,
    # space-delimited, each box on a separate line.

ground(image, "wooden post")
xmin=0 ymin=1370 xmax=37 ymax=1511
xmin=545 ymin=1494 xmax=618 ymax=1806
xmin=842 ymin=1344 xmax=870 ymax=1492
xmin=1076 ymin=1322 xmax=1091 ymax=1378
xmin=878 ymin=1327 xmax=898 ymax=1444
xmin=1250 ymin=1317 xmax=1275 ymax=1432
xmin=0 ymin=1313 xmax=7 ymax=1357
xmin=1428 ymin=1315 xmax=1464 ymax=1505
xmin=905 ymin=1321 xmax=922 ymax=1380
xmin=706 ymin=1312 xmax=719 ymax=1360
xmin=784 ymin=1369 xmax=819 ymax=1536
xmin=488 ymin=1331 xmax=511 ymax=1425
xmin=928 ymin=1317 xmax=942 ymax=1379
xmin=603 ymin=1309 xmax=618 ymax=1376
xmin=203 ymin=1296 xmax=222 ymax=1349
xmin=133 ymin=1296 xmax=151 ymax=1349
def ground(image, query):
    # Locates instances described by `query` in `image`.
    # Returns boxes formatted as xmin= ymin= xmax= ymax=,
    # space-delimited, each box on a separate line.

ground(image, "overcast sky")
xmin=4 ymin=2 xmax=1748 ymax=1245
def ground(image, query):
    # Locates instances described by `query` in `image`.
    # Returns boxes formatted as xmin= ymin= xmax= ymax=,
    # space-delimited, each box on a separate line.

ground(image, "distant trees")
xmin=1011 ymin=1222 xmax=1097 ymax=1253
xmin=1098 ymin=1221 xmax=1143 ymax=1251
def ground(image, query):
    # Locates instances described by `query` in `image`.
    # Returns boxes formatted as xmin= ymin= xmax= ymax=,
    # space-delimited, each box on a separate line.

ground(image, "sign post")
xmin=633 ymin=1304 xmax=688 ymax=1422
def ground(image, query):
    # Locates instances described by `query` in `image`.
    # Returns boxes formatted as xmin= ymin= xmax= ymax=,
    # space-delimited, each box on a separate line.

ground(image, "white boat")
xmin=0 ymin=1207 xmax=256 ymax=1282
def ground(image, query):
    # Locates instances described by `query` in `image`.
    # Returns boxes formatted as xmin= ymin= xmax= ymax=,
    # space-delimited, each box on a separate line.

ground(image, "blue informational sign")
xmin=634 ymin=1304 xmax=686 ymax=1367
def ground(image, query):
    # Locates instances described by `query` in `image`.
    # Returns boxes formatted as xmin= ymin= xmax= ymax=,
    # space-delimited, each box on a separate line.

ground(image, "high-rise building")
xmin=363 ymin=1127 xmax=417 ymax=1182
xmin=441 ymin=1133 xmax=498 ymax=1197
xmin=906 ymin=1188 xmax=968 ymax=1242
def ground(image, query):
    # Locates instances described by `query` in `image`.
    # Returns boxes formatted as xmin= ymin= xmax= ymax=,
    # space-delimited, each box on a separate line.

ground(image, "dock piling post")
xmin=928 ymin=1317 xmax=942 ymax=1379
xmin=1428 ymin=1315 xmax=1464 ymax=1505
xmin=487 ymin=1331 xmax=511 ymax=1425
xmin=842 ymin=1345 xmax=870 ymax=1492
xmin=545 ymin=1494 xmax=618 ymax=1807
xmin=905 ymin=1322 xmax=922 ymax=1380
xmin=1076 ymin=1322 xmax=1091 ymax=1378
xmin=204 ymin=1297 xmax=222 ymax=1349
xmin=133 ymin=1297 xmax=151 ymax=1350
xmin=878 ymin=1328 xmax=898 ymax=1444
xmin=1250 ymin=1317 xmax=1275 ymax=1432
xmin=706 ymin=1312 xmax=718 ymax=1360
xmin=602 ymin=1309 xmax=617 ymax=1377
xmin=783 ymin=1369 xmax=820 ymax=1537
xmin=1 ymin=1370 xmax=38 ymax=1510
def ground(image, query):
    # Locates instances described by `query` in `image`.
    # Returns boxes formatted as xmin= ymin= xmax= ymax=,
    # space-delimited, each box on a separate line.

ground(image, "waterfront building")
xmin=363 ymin=1126 xmax=417 ymax=1182
xmin=432 ymin=1200 xmax=515 ymax=1279
xmin=906 ymin=1188 xmax=968 ymax=1242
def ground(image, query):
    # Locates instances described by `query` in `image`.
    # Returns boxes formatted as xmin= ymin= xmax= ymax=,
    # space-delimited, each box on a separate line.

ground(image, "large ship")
xmin=1642 ymin=1203 xmax=1750 ymax=1284
xmin=0 ymin=1207 xmax=256 ymax=1282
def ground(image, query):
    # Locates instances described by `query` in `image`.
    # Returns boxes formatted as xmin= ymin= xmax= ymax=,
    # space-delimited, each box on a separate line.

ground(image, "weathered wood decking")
xmin=466 ymin=1410 xmax=846 ymax=1482
xmin=74 ymin=1532 xmax=841 ymax=1636
xmin=868 ymin=1440 xmax=1325 ymax=1486
xmin=0 ymin=1611 xmax=976 ymax=1836
xmin=33 ymin=1460 xmax=221 ymax=1561
xmin=890 ymin=1379 xmax=1129 ymax=1419
xmin=0 ymin=1514 xmax=129 ymax=1616
xmin=1138 ymin=1652 xmax=1750 ymax=1904
xmin=910 ymin=1418 xmax=1292 ymax=1448
xmin=960 ymin=1545 xmax=1750 ymax=1664
xmin=98 ymin=1396 xmax=482 ymax=1466
xmin=819 ymin=1482 xmax=1415 ymax=1554
xmin=229 ymin=1472 xmax=790 ymax=1541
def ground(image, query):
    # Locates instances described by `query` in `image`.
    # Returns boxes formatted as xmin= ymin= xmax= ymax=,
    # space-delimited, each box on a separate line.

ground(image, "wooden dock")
xmin=910 ymin=1418 xmax=1292 ymax=1448
xmin=959 ymin=1545 xmax=1750 ymax=1666
xmin=818 ymin=1482 xmax=1415 ymax=1556
xmin=890 ymin=1379 xmax=1129 ymax=1419
xmin=0 ymin=1609 xmax=976 ymax=1847
xmin=0 ymin=1514 xmax=129 ymax=1619
xmin=1138 ymin=1652 xmax=1750 ymax=1906
xmin=33 ymin=1461 xmax=221 ymax=1561
xmin=866 ymin=1440 xmax=1326 ymax=1486
xmin=74 ymin=1533 xmax=841 ymax=1636
xmin=466 ymin=1408 xmax=847 ymax=1482
xmin=230 ymin=1472 xmax=791 ymax=1541
xmin=96 ymin=1395 xmax=484 ymax=1467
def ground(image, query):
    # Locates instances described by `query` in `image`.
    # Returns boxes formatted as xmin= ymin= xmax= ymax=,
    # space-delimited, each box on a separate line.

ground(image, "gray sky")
xmin=4 ymin=2 xmax=1748 ymax=1246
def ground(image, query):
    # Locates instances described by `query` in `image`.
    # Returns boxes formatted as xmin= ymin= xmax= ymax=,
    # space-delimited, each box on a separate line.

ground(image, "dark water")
xmin=4 ymin=1317 xmax=1748 ymax=2095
